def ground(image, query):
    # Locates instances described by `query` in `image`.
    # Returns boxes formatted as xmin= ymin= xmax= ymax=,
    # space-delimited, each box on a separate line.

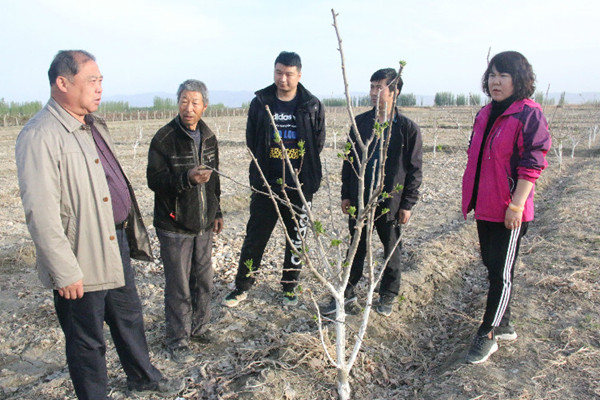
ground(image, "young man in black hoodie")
xmin=322 ymin=68 xmax=422 ymax=317
xmin=223 ymin=51 xmax=326 ymax=308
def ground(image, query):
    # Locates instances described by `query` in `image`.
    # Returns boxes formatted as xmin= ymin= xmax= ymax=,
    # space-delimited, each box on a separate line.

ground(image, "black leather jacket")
xmin=246 ymin=83 xmax=326 ymax=194
xmin=147 ymin=116 xmax=221 ymax=234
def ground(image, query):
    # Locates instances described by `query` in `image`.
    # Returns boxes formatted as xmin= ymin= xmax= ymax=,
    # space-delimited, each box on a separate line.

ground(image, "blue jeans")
xmin=54 ymin=228 xmax=162 ymax=400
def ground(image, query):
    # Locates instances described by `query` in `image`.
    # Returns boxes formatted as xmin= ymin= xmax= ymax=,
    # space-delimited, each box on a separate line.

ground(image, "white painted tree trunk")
xmin=335 ymin=306 xmax=351 ymax=400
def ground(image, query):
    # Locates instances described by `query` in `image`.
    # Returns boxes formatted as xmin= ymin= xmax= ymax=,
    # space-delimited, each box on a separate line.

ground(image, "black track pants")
xmin=476 ymin=220 xmax=528 ymax=336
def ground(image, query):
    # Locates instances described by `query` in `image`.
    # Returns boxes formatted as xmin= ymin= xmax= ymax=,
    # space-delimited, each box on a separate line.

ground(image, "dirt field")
xmin=1 ymin=105 xmax=598 ymax=399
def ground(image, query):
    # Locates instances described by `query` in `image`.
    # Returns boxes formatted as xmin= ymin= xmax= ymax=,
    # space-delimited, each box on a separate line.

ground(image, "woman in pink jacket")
xmin=462 ymin=51 xmax=551 ymax=364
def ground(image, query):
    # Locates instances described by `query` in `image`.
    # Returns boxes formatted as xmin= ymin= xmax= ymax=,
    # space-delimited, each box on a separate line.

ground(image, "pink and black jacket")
xmin=462 ymin=98 xmax=551 ymax=223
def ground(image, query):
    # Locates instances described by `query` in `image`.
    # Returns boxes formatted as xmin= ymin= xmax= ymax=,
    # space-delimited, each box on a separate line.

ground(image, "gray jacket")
xmin=16 ymin=98 xmax=152 ymax=292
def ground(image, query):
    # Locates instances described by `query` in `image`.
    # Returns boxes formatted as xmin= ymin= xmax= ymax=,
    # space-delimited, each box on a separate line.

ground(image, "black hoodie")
xmin=245 ymin=83 xmax=326 ymax=195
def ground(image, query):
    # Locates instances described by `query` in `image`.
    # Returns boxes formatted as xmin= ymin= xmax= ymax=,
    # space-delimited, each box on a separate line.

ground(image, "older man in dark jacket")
xmin=147 ymin=79 xmax=223 ymax=363
xmin=322 ymin=68 xmax=422 ymax=317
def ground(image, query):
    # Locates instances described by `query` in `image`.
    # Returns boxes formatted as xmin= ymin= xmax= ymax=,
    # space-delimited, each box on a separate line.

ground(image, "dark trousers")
xmin=235 ymin=190 xmax=312 ymax=293
xmin=476 ymin=220 xmax=528 ymax=336
xmin=157 ymin=228 xmax=213 ymax=349
xmin=53 ymin=228 xmax=162 ymax=400
xmin=347 ymin=212 xmax=403 ymax=297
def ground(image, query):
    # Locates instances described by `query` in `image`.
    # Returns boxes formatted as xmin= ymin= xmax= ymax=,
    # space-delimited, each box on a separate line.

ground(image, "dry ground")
xmin=0 ymin=105 xmax=598 ymax=399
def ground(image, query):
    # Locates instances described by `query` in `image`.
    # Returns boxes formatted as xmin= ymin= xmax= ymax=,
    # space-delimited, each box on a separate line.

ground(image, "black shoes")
xmin=375 ymin=295 xmax=395 ymax=317
xmin=168 ymin=345 xmax=195 ymax=363
xmin=128 ymin=377 xmax=184 ymax=397
xmin=191 ymin=329 xmax=214 ymax=344
xmin=319 ymin=294 xmax=359 ymax=315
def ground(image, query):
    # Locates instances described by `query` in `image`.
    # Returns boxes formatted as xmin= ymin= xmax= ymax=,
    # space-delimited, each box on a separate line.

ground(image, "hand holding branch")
xmin=188 ymin=165 xmax=212 ymax=185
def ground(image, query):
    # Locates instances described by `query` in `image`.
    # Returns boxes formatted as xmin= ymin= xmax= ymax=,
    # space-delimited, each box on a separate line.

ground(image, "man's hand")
xmin=341 ymin=199 xmax=351 ymax=215
xmin=213 ymin=217 xmax=224 ymax=234
xmin=188 ymin=166 xmax=212 ymax=185
xmin=58 ymin=279 xmax=84 ymax=299
xmin=397 ymin=209 xmax=411 ymax=225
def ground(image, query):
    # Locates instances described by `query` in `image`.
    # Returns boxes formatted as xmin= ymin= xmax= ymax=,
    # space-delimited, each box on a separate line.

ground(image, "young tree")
xmin=205 ymin=10 xmax=413 ymax=399
xmin=244 ymin=10 xmax=409 ymax=399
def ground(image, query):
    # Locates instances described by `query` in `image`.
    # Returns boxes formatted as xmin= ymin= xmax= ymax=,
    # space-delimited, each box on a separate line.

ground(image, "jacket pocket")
xmin=506 ymin=167 xmax=515 ymax=196
xmin=61 ymin=213 xmax=77 ymax=244
xmin=201 ymin=144 xmax=217 ymax=167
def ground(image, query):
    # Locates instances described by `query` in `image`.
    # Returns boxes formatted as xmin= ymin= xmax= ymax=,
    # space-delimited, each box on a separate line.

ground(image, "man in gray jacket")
xmin=15 ymin=50 xmax=176 ymax=399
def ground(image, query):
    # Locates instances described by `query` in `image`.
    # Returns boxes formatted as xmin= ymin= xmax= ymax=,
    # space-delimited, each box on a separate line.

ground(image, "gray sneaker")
xmin=466 ymin=334 xmax=498 ymax=364
xmin=168 ymin=346 xmax=195 ymax=363
xmin=283 ymin=292 xmax=298 ymax=307
xmin=319 ymin=295 xmax=358 ymax=316
xmin=495 ymin=324 xmax=518 ymax=341
xmin=222 ymin=288 xmax=248 ymax=308
xmin=375 ymin=295 xmax=395 ymax=317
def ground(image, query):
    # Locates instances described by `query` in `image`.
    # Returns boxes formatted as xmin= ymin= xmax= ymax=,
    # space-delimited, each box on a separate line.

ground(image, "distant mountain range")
xmin=104 ymin=91 xmax=600 ymax=108
xmin=103 ymin=91 xmax=256 ymax=108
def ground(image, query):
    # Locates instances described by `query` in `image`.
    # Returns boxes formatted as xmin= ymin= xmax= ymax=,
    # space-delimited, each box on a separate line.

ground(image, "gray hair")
xmin=176 ymin=79 xmax=209 ymax=105
xmin=48 ymin=50 xmax=96 ymax=86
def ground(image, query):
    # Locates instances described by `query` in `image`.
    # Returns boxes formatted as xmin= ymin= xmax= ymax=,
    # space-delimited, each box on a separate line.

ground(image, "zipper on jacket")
xmin=488 ymin=127 xmax=502 ymax=159
xmin=197 ymin=138 xmax=207 ymax=229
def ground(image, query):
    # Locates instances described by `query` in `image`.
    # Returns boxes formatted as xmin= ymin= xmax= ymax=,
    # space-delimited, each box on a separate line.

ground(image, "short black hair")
xmin=370 ymin=68 xmax=403 ymax=94
xmin=48 ymin=50 xmax=96 ymax=86
xmin=482 ymin=51 xmax=536 ymax=100
xmin=274 ymin=51 xmax=302 ymax=71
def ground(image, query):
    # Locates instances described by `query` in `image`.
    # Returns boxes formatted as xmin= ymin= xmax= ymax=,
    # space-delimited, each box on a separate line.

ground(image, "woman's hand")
xmin=505 ymin=179 xmax=533 ymax=230
xmin=504 ymin=207 xmax=523 ymax=230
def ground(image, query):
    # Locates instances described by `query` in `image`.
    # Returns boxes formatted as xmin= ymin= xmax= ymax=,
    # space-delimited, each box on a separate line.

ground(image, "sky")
xmin=1 ymin=0 xmax=599 ymax=104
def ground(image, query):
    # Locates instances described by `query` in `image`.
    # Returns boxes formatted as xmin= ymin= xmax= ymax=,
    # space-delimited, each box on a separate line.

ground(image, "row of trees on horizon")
xmin=0 ymin=91 xmax=583 ymax=122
